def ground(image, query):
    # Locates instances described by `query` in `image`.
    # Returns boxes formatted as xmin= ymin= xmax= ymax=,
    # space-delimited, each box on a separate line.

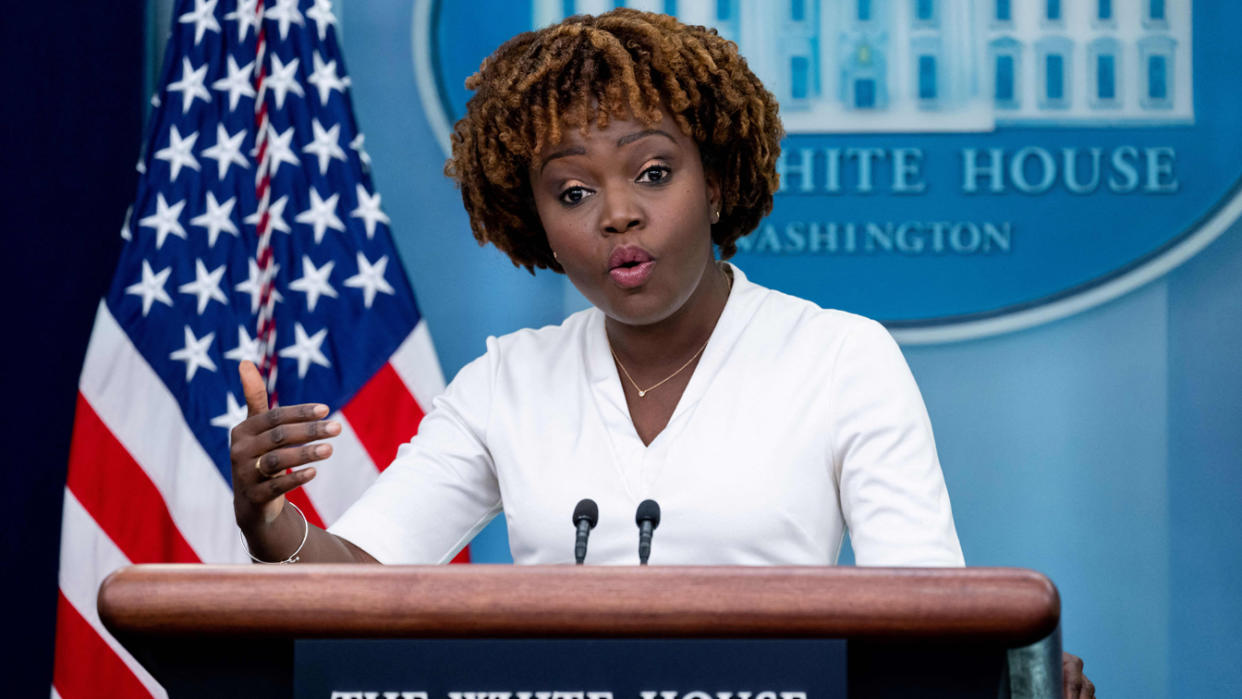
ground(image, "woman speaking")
xmin=228 ymin=9 xmax=1090 ymax=695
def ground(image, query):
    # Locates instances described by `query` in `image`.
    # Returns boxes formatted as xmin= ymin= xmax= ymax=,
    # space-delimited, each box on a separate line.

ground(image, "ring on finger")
xmin=254 ymin=456 xmax=265 ymax=478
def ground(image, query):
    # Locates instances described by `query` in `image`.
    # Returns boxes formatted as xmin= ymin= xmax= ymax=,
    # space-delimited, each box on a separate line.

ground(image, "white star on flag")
xmin=244 ymin=194 xmax=292 ymax=234
xmin=212 ymin=56 xmax=257 ymax=112
xmin=139 ymin=193 xmax=188 ymax=249
xmin=265 ymin=0 xmax=305 ymax=41
xmin=201 ymin=124 xmax=249 ymax=180
xmin=350 ymin=133 xmax=371 ymax=171
xmin=169 ymin=325 xmax=218 ymax=381
xmin=225 ymin=0 xmax=261 ymax=41
xmin=178 ymin=0 xmax=221 ymax=45
xmin=344 ymin=252 xmax=395 ymax=308
xmin=154 ymin=125 xmax=200 ymax=182
xmin=288 ymin=255 xmax=338 ymax=311
xmin=350 ymin=184 xmax=390 ymax=239
xmin=224 ymin=325 xmax=264 ymax=365
xmin=234 ymin=258 xmax=284 ymax=313
xmin=263 ymin=125 xmax=302 ymax=175
xmin=167 ymin=57 xmax=212 ymax=113
xmin=264 ymin=55 xmax=304 ymax=109
xmin=190 ymin=192 xmax=240 ymax=247
xmin=178 ymin=259 xmax=229 ymax=314
xmin=209 ymin=392 xmax=249 ymax=432
xmin=125 ymin=260 xmax=174 ymax=316
xmin=279 ymin=322 xmax=332 ymax=379
xmin=303 ymin=118 xmax=346 ymax=174
xmin=295 ymin=188 xmax=345 ymax=243
xmin=307 ymin=52 xmax=350 ymax=105
xmin=306 ymin=0 xmax=337 ymax=40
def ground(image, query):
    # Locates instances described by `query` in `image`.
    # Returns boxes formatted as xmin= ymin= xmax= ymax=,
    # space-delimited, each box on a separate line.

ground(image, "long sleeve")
xmin=328 ymin=345 xmax=503 ymax=564
xmin=829 ymin=317 xmax=964 ymax=566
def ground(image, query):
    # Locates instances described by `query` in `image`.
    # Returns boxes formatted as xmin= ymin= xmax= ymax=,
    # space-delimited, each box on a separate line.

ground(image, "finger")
xmin=250 ymin=466 xmax=318 ymax=502
xmin=240 ymin=361 xmax=269 ymax=417
xmin=259 ymin=402 xmax=331 ymax=432
xmin=256 ymin=418 xmax=341 ymax=453
xmin=256 ymin=443 xmax=333 ymax=479
xmin=1084 ymin=678 xmax=1095 ymax=698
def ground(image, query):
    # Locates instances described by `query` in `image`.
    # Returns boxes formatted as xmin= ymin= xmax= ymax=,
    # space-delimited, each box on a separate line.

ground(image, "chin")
xmin=601 ymin=287 xmax=692 ymax=327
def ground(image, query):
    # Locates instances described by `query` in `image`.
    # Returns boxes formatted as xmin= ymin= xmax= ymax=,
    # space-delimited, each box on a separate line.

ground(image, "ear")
xmin=704 ymin=170 xmax=722 ymax=218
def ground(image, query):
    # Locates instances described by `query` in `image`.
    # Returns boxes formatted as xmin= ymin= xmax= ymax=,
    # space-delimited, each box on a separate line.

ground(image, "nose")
xmin=600 ymin=185 xmax=643 ymax=236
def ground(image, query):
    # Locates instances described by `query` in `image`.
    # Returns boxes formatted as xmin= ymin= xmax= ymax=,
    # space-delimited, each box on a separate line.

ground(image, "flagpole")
xmin=251 ymin=0 xmax=279 ymax=406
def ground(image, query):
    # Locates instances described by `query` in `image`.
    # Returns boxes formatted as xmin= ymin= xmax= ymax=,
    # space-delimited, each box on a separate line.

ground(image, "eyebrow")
xmin=538 ymin=129 xmax=678 ymax=172
xmin=616 ymin=128 xmax=678 ymax=148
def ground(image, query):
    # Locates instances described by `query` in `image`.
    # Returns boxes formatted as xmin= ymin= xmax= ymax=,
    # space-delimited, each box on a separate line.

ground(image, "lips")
xmin=608 ymin=245 xmax=656 ymax=289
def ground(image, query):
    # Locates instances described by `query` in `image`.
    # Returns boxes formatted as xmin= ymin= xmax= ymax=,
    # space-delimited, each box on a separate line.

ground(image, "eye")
xmin=637 ymin=165 xmax=671 ymax=184
xmin=559 ymin=185 xmax=592 ymax=206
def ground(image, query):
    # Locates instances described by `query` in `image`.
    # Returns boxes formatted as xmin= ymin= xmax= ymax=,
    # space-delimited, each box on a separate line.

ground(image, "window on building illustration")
xmin=917 ymin=0 xmax=934 ymax=21
xmin=1149 ymin=0 xmax=1166 ymax=21
xmin=1046 ymin=54 xmax=1064 ymax=101
xmin=1097 ymin=54 xmax=1116 ymax=100
xmin=996 ymin=0 xmax=1011 ymax=22
xmin=995 ymin=54 xmax=1015 ymax=102
xmin=858 ymin=0 xmax=872 ymax=21
xmin=855 ymin=79 xmax=876 ymax=108
xmin=918 ymin=55 xmax=937 ymax=100
xmin=791 ymin=0 xmax=805 ymax=22
xmin=1046 ymin=0 xmax=1061 ymax=21
xmin=791 ymin=56 xmax=810 ymax=99
xmin=1097 ymin=0 xmax=1112 ymax=21
xmin=664 ymin=0 xmax=678 ymax=16
xmin=716 ymin=0 xmax=732 ymax=21
xmin=1148 ymin=55 xmax=1168 ymax=100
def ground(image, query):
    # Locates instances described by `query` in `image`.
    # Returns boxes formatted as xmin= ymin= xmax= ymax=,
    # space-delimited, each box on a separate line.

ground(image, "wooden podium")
xmin=98 ymin=565 xmax=1062 ymax=699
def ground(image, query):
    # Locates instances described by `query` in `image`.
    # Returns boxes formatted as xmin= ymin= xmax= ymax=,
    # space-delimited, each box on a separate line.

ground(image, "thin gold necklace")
xmin=608 ymin=266 xmax=732 ymax=398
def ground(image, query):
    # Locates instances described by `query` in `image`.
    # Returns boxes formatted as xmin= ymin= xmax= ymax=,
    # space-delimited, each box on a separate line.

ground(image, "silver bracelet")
xmin=241 ymin=501 xmax=308 ymax=564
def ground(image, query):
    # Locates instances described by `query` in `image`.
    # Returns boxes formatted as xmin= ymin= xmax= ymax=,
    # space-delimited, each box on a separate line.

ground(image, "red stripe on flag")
xmin=341 ymin=362 xmax=426 ymax=472
xmin=53 ymin=592 xmax=152 ymax=699
xmin=66 ymin=394 xmax=199 ymax=564
xmin=451 ymin=548 xmax=470 ymax=564
xmin=285 ymin=485 xmax=326 ymax=530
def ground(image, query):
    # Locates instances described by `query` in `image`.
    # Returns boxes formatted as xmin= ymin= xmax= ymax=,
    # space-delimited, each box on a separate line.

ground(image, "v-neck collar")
xmin=583 ymin=264 xmax=766 ymax=452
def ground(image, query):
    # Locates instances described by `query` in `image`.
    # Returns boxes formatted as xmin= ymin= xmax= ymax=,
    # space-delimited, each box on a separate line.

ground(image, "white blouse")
xmin=329 ymin=266 xmax=963 ymax=567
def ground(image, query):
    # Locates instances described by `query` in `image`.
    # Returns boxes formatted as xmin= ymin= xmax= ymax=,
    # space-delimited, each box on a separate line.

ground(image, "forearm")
xmin=242 ymin=501 xmax=377 ymax=564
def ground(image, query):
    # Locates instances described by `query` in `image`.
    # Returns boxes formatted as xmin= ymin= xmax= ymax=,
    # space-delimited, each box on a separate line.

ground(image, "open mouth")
xmin=608 ymin=246 xmax=656 ymax=288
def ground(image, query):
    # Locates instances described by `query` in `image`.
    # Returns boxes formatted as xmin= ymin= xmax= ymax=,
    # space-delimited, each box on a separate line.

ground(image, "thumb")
xmin=239 ymin=360 xmax=269 ymax=416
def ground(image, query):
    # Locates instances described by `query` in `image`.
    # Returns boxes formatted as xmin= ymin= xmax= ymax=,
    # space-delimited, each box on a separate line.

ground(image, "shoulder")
xmin=737 ymin=271 xmax=896 ymax=358
xmin=482 ymin=307 xmax=597 ymax=366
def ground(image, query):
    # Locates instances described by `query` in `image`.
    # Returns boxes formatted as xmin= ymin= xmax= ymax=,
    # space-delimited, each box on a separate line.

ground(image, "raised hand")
xmin=230 ymin=360 xmax=340 ymax=539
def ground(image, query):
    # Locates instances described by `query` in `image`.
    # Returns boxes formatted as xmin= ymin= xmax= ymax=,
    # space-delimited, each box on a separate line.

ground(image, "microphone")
xmin=635 ymin=499 xmax=661 ymax=565
xmin=572 ymin=498 xmax=599 ymax=565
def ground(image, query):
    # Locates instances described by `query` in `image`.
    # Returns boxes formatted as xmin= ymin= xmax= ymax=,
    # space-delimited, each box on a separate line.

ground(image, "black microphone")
xmin=635 ymin=499 xmax=661 ymax=565
xmin=572 ymin=498 xmax=599 ymax=564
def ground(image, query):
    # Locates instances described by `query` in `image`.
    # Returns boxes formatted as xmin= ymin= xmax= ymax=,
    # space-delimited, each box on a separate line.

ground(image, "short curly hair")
xmin=444 ymin=8 xmax=783 ymax=272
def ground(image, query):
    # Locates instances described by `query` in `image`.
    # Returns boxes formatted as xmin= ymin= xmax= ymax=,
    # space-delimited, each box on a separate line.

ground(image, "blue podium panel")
xmin=293 ymin=640 xmax=847 ymax=699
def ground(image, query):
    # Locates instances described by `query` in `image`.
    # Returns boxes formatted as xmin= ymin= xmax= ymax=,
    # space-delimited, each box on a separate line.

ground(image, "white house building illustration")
xmin=533 ymin=0 xmax=1194 ymax=132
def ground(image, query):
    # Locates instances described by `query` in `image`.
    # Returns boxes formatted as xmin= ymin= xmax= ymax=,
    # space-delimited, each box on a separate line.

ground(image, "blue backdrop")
xmin=11 ymin=2 xmax=1233 ymax=697
xmin=331 ymin=3 xmax=1242 ymax=698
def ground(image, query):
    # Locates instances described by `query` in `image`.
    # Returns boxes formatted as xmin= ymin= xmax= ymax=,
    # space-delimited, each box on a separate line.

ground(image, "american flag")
xmin=52 ymin=1 xmax=450 ymax=696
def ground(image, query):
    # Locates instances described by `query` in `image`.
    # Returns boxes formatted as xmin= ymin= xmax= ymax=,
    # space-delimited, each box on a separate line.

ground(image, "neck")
xmin=605 ymin=260 xmax=732 ymax=372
